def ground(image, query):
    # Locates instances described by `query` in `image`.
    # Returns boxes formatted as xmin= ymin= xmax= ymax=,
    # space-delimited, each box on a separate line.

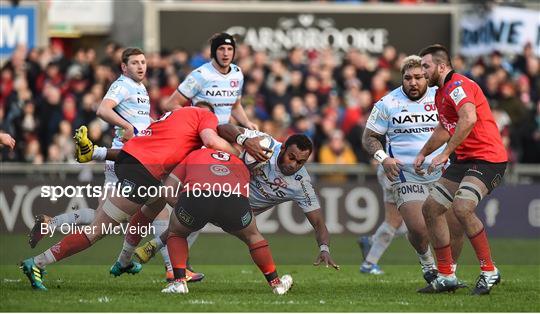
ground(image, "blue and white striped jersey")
xmin=177 ymin=62 xmax=243 ymax=125
xmin=103 ymin=74 xmax=151 ymax=149
xmin=366 ymin=86 xmax=444 ymax=183
xmin=242 ymin=129 xmax=320 ymax=213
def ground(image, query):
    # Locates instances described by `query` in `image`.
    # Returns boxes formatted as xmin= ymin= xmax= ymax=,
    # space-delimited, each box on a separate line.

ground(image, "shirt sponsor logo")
xmin=205 ymin=90 xmax=241 ymax=97
xmin=210 ymin=164 xmax=231 ymax=176
xmin=393 ymin=127 xmax=436 ymax=134
xmin=391 ymin=113 xmax=438 ymax=124
xmin=230 ymin=79 xmax=239 ymax=87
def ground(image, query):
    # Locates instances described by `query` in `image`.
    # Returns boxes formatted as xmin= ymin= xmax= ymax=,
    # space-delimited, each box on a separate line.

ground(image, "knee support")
xmin=102 ymin=198 xmax=130 ymax=223
xmin=429 ymin=182 xmax=453 ymax=209
xmin=455 ymin=182 xmax=483 ymax=206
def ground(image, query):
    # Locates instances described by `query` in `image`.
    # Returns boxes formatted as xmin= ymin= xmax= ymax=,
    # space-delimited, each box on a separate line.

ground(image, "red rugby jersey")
xmin=122 ymin=107 xmax=218 ymax=179
xmin=435 ymin=72 xmax=507 ymax=163
xmin=170 ymin=148 xmax=250 ymax=198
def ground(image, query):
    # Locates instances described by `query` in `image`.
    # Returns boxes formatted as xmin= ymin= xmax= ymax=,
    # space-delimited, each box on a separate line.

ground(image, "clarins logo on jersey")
xmin=226 ymin=14 xmax=388 ymax=53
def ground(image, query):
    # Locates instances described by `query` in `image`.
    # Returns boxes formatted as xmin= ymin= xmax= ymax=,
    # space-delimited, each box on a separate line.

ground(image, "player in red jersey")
xmin=414 ymin=45 xmax=507 ymax=295
xmin=19 ymin=102 xmax=238 ymax=291
xmin=160 ymin=148 xmax=293 ymax=295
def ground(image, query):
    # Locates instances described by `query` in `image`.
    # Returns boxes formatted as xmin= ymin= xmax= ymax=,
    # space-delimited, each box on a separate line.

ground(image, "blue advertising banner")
xmin=478 ymin=185 xmax=540 ymax=238
xmin=0 ymin=6 xmax=36 ymax=55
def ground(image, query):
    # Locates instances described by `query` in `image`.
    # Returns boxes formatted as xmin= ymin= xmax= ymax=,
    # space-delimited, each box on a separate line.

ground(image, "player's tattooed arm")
xmin=362 ymin=128 xmax=385 ymax=156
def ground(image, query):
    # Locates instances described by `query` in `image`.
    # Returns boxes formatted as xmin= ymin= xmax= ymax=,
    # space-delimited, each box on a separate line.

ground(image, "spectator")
xmin=319 ymin=129 xmax=357 ymax=183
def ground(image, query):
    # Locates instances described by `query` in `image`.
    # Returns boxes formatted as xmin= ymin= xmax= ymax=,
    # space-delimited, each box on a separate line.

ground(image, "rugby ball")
xmin=241 ymin=136 xmax=275 ymax=170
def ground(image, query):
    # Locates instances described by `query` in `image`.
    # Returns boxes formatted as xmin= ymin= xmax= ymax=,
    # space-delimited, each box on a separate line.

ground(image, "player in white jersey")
xmin=360 ymin=55 xmax=464 ymax=286
xmin=28 ymin=48 xmax=151 ymax=274
xmin=134 ymin=125 xmax=340 ymax=271
xmin=164 ymin=32 xmax=257 ymax=129
xmin=357 ymin=166 xmax=407 ymax=275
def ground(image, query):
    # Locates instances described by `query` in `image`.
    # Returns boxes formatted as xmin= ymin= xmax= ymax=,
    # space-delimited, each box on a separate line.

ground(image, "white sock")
xmin=152 ymin=220 xmax=172 ymax=272
xmin=395 ymin=222 xmax=408 ymax=236
xmin=452 ymin=263 xmax=458 ymax=274
xmin=365 ymin=222 xmax=396 ymax=265
xmin=417 ymin=248 xmax=436 ymax=271
xmin=160 ymin=246 xmax=173 ymax=273
xmin=33 ymin=250 xmax=56 ymax=268
xmin=92 ymin=146 xmax=107 ymax=161
xmin=117 ymin=241 xmax=135 ymax=267
xmin=187 ymin=230 xmax=200 ymax=249
xmin=50 ymin=208 xmax=95 ymax=231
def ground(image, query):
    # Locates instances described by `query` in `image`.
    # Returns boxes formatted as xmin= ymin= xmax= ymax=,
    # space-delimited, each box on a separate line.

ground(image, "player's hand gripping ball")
xmin=241 ymin=136 xmax=275 ymax=171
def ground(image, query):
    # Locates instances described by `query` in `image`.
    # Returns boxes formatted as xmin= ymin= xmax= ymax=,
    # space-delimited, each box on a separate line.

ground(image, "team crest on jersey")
xmin=185 ymin=77 xmax=197 ymax=90
xmin=230 ymin=80 xmax=239 ymax=87
xmin=210 ymin=164 xmax=230 ymax=176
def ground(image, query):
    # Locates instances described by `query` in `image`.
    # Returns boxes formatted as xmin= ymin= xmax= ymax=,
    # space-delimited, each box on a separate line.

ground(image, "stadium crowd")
xmin=1 ymin=41 xmax=539 ymax=164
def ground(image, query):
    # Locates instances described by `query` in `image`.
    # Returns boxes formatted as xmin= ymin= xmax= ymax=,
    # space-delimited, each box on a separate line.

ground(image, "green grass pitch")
xmin=1 ymin=234 xmax=539 ymax=312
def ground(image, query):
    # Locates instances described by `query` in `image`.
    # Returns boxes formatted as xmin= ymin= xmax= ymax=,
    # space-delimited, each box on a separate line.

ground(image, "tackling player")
xmin=135 ymin=126 xmax=340 ymax=271
xmin=28 ymin=47 xmax=151 ymax=252
xmin=155 ymin=32 xmax=259 ymax=280
xmin=415 ymin=44 xmax=507 ymax=295
xmin=19 ymin=103 xmax=237 ymax=291
xmin=160 ymin=148 xmax=293 ymax=295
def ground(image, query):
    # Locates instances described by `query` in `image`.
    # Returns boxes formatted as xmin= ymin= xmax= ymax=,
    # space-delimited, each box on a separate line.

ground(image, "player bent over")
xmin=19 ymin=103 xmax=237 ymax=291
xmin=416 ymin=45 xmax=507 ymax=295
xmin=161 ymin=148 xmax=292 ymax=295
xmin=135 ymin=127 xmax=340 ymax=275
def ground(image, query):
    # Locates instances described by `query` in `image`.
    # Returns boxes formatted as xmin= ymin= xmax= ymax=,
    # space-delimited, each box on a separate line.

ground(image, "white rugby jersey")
xmin=103 ymin=74 xmax=151 ymax=149
xmin=178 ymin=62 xmax=243 ymax=125
xmin=242 ymin=129 xmax=320 ymax=213
xmin=366 ymin=86 xmax=445 ymax=183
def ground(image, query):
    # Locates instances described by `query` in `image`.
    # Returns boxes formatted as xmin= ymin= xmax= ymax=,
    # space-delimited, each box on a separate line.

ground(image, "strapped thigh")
xmin=429 ymin=182 xmax=454 ymax=209
xmin=454 ymin=181 xmax=483 ymax=206
xmin=102 ymin=198 xmax=131 ymax=223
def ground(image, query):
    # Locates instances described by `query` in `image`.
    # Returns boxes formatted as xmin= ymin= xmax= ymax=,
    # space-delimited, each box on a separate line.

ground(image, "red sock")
xmin=434 ymin=244 xmax=454 ymax=276
xmin=469 ymin=228 xmax=495 ymax=272
xmin=125 ymin=209 xmax=153 ymax=246
xmin=167 ymin=235 xmax=188 ymax=280
xmin=50 ymin=232 xmax=91 ymax=261
xmin=249 ymin=240 xmax=278 ymax=283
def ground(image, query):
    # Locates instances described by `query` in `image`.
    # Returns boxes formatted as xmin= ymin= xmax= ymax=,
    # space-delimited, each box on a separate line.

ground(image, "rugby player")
xmin=135 ymin=126 xmax=340 ymax=271
xmin=415 ymin=44 xmax=507 ymax=295
xmin=152 ymin=32 xmax=260 ymax=281
xmin=164 ymin=32 xmax=257 ymax=129
xmin=360 ymin=55 xmax=465 ymax=284
xmin=20 ymin=103 xmax=237 ymax=291
xmin=160 ymin=148 xmax=292 ymax=295
xmin=28 ymin=47 xmax=152 ymax=254
xmin=357 ymin=165 xmax=407 ymax=275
